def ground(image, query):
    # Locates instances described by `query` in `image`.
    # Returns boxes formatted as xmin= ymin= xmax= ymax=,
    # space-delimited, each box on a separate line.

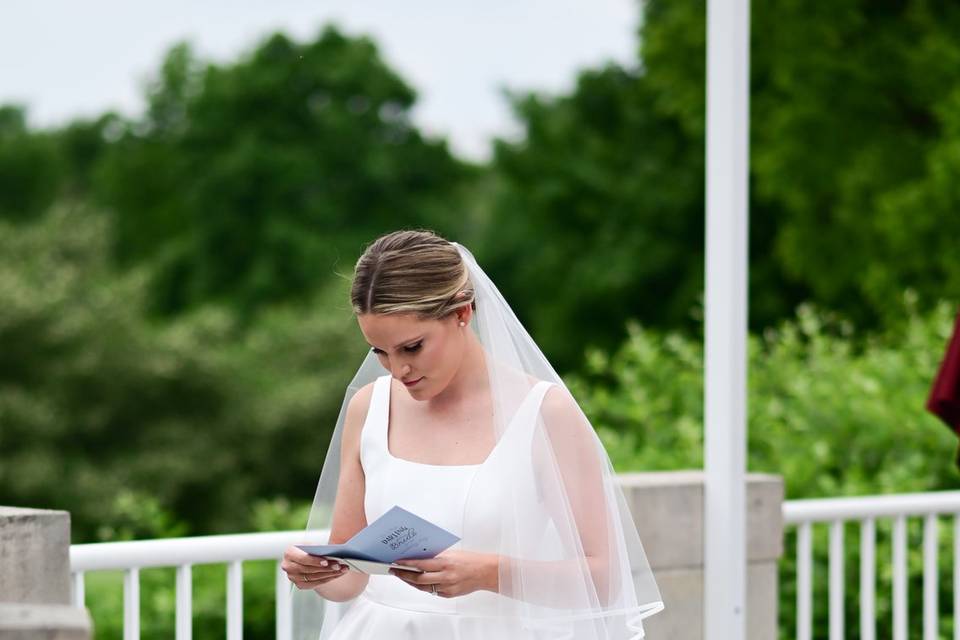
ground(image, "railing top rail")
xmin=783 ymin=490 xmax=960 ymax=524
xmin=70 ymin=529 xmax=328 ymax=572
xmin=70 ymin=490 xmax=960 ymax=571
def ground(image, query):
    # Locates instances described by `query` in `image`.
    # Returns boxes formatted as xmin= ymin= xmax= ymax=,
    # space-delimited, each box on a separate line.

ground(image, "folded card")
xmin=297 ymin=505 xmax=460 ymax=575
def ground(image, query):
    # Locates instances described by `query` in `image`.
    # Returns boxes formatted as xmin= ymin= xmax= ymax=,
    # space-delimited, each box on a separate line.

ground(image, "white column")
xmin=704 ymin=0 xmax=750 ymax=638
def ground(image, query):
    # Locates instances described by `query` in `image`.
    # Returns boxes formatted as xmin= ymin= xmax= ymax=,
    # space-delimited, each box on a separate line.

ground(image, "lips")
xmin=403 ymin=377 xmax=423 ymax=387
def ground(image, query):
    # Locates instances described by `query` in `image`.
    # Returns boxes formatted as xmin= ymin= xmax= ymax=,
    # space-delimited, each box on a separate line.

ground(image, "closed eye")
xmin=371 ymin=341 xmax=423 ymax=355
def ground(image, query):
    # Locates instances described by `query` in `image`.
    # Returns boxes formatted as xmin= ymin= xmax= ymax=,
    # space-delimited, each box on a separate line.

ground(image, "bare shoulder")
xmin=540 ymin=383 xmax=592 ymax=440
xmin=540 ymin=383 xmax=579 ymax=417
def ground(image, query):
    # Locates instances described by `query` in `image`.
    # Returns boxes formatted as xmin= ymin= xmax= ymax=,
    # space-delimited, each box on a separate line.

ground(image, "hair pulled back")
xmin=350 ymin=229 xmax=476 ymax=320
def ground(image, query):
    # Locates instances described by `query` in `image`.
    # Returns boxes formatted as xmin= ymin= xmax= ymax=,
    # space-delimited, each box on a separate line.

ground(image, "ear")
xmin=456 ymin=304 xmax=473 ymax=326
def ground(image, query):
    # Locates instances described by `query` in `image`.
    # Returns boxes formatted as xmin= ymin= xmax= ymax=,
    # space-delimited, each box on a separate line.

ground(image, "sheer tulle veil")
xmin=292 ymin=241 xmax=664 ymax=639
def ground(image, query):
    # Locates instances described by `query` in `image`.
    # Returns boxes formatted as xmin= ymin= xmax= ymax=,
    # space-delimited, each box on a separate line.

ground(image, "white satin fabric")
xmin=322 ymin=374 xmax=556 ymax=639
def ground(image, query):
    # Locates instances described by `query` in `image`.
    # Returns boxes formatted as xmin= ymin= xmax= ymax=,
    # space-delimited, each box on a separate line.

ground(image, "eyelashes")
xmin=372 ymin=341 xmax=423 ymax=356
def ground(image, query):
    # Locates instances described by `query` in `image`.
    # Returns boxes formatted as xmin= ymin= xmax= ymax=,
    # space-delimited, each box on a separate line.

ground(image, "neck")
xmin=429 ymin=330 xmax=488 ymax=409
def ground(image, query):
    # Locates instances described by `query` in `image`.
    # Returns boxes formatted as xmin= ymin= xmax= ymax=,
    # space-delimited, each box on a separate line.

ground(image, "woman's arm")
xmin=541 ymin=385 xmax=612 ymax=600
xmin=308 ymin=383 xmax=375 ymax=602
xmin=499 ymin=385 xmax=613 ymax=606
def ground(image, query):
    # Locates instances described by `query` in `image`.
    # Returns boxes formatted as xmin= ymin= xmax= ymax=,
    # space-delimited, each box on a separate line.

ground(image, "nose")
xmin=392 ymin=362 xmax=412 ymax=380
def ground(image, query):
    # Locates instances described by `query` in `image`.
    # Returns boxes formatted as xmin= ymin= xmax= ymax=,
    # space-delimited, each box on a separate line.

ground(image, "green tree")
xmin=0 ymin=206 xmax=364 ymax=538
xmin=0 ymin=105 xmax=64 ymax=221
xmin=95 ymin=28 xmax=474 ymax=318
xmin=482 ymin=0 xmax=960 ymax=370
xmin=642 ymin=0 xmax=960 ymax=329
xmin=567 ymin=295 xmax=960 ymax=640
xmin=480 ymin=64 xmax=767 ymax=371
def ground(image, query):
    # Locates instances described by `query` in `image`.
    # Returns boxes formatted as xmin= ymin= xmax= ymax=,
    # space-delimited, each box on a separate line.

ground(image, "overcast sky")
xmin=0 ymin=0 xmax=639 ymax=161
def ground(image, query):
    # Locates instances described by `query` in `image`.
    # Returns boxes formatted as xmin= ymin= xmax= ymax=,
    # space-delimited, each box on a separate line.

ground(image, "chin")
xmin=406 ymin=389 xmax=431 ymax=402
xmin=405 ymin=380 xmax=438 ymax=401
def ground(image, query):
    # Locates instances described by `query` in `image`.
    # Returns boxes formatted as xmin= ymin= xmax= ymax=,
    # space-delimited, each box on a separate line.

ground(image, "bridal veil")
xmin=292 ymin=241 xmax=664 ymax=639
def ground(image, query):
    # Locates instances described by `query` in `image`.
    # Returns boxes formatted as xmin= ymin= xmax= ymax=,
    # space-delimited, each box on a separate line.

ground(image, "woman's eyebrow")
xmin=367 ymin=335 xmax=424 ymax=350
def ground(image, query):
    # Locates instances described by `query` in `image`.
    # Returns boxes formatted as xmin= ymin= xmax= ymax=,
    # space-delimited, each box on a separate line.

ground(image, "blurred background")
xmin=2 ymin=0 xmax=960 ymax=636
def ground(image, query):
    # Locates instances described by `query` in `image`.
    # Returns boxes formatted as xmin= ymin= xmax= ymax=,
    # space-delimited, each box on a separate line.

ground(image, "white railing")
xmin=72 ymin=490 xmax=960 ymax=640
xmin=70 ymin=529 xmax=341 ymax=640
xmin=783 ymin=490 xmax=960 ymax=640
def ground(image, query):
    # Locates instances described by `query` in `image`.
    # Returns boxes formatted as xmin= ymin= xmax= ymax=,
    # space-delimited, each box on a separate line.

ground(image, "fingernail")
xmin=320 ymin=561 xmax=328 ymax=566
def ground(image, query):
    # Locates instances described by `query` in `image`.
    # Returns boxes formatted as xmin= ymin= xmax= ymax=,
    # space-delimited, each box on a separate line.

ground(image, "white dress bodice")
xmin=358 ymin=374 xmax=553 ymax=615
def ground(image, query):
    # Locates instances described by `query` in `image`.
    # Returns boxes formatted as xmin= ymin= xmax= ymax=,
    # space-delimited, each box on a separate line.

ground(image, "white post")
xmin=704 ymin=0 xmax=750 ymax=638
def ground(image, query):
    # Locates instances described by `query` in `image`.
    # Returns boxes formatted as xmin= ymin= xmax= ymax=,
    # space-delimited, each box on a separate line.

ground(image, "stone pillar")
xmin=618 ymin=471 xmax=784 ymax=640
xmin=0 ymin=507 xmax=91 ymax=639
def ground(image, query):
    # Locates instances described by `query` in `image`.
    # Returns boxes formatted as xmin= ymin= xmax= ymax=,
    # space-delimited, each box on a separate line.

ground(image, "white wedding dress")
xmin=322 ymin=373 xmax=555 ymax=639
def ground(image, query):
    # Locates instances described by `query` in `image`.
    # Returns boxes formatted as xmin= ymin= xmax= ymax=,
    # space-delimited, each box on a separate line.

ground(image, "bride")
xmin=281 ymin=230 xmax=663 ymax=639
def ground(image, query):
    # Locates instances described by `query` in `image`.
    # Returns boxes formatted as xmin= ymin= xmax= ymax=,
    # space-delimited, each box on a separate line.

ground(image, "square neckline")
xmin=381 ymin=375 xmax=546 ymax=470
xmin=383 ymin=376 xmax=482 ymax=469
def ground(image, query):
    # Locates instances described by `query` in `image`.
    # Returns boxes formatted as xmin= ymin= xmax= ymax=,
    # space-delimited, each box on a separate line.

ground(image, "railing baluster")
xmin=276 ymin=562 xmax=292 ymax=640
xmin=892 ymin=515 xmax=908 ymax=640
xmin=72 ymin=571 xmax=85 ymax=608
xmin=923 ymin=514 xmax=938 ymax=640
xmin=124 ymin=567 xmax=140 ymax=640
xmin=860 ymin=518 xmax=875 ymax=640
xmin=227 ymin=560 xmax=243 ymax=640
xmin=797 ymin=521 xmax=812 ymax=640
xmin=829 ymin=520 xmax=844 ymax=640
xmin=176 ymin=564 xmax=192 ymax=640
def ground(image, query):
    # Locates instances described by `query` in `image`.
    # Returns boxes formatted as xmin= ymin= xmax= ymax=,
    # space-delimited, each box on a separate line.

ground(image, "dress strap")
xmin=359 ymin=375 xmax=392 ymax=472
xmin=489 ymin=380 xmax=555 ymax=454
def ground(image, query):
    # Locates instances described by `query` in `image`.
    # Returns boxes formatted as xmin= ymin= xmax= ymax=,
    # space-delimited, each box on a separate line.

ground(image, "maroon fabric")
xmin=927 ymin=310 xmax=960 ymax=465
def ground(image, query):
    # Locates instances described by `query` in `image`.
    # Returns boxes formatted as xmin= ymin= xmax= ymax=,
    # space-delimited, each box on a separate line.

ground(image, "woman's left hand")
xmin=389 ymin=550 xmax=499 ymax=598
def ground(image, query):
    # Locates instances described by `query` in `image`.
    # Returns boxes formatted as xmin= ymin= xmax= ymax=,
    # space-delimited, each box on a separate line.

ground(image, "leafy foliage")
xmin=570 ymin=295 xmax=959 ymax=494
xmin=1 ymin=4 xmax=960 ymax=637
xmin=93 ymin=29 xmax=473 ymax=317
xmin=482 ymin=0 xmax=960 ymax=368
xmin=566 ymin=296 xmax=960 ymax=640
xmin=0 ymin=207 xmax=362 ymax=538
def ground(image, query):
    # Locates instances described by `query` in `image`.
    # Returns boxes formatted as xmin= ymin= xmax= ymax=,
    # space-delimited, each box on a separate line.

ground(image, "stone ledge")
xmin=642 ymin=561 xmax=778 ymax=640
xmin=619 ymin=471 xmax=784 ymax=570
xmin=0 ymin=603 xmax=91 ymax=639
xmin=0 ymin=507 xmax=72 ymax=605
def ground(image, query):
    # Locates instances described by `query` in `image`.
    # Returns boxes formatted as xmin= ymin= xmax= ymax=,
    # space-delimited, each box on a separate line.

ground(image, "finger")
xmin=285 ymin=556 xmax=342 ymax=575
xmin=306 ymin=569 xmax=350 ymax=583
xmin=288 ymin=549 xmax=340 ymax=567
xmin=299 ymin=567 xmax=348 ymax=581
xmin=391 ymin=569 xmax=443 ymax=585
xmin=289 ymin=563 xmax=349 ymax=582
xmin=395 ymin=558 xmax=444 ymax=572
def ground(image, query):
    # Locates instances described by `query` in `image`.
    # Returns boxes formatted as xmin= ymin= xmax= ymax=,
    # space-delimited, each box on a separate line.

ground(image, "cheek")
xmin=420 ymin=341 xmax=444 ymax=368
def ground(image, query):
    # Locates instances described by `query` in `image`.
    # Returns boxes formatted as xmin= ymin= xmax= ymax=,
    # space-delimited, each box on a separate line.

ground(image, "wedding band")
xmin=430 ymin=584 xmax=438 ymax=595
xmin=302 ymin=574 xmax=312 ymax=582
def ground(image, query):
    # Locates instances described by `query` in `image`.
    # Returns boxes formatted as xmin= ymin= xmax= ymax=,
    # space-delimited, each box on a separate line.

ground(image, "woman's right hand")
xmin=282 ymin=546 xmax=350 ymax=589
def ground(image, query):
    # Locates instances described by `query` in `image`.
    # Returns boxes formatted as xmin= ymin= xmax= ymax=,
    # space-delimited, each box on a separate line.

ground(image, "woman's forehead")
xmin=358 ymin=313 xmax=436 ymax=346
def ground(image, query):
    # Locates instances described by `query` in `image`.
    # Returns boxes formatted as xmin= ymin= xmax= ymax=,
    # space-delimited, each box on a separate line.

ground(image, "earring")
xmin=459 ymin=321 xmax=465 ymax=327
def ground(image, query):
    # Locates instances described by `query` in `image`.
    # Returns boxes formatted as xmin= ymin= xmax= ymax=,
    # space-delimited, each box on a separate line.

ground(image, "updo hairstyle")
xmin=350 ymin=230 xmax=476 ymax=320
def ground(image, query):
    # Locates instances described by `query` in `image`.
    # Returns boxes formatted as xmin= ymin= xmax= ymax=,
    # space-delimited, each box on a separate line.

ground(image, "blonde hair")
xmin=351 ymin=229 xmax=476 ymax=320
